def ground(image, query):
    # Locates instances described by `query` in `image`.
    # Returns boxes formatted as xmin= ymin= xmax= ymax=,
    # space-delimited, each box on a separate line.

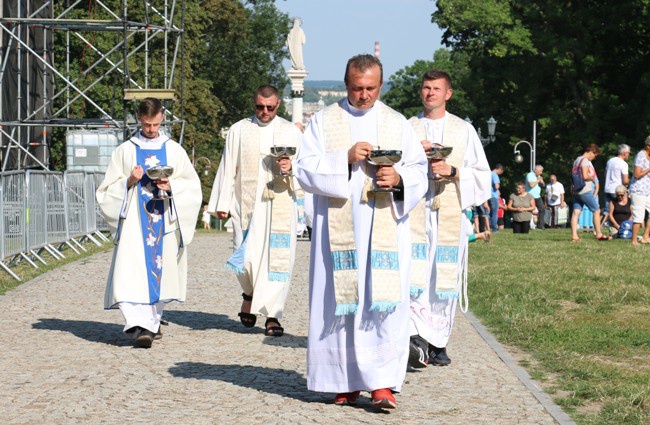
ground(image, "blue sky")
xmin=275 ymin=0 xmax=444 ymax=82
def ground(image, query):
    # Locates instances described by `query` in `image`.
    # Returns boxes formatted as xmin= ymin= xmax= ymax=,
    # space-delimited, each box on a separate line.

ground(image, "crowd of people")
xmin=94 ymin=54 xmax=649 ymax=412
xmin=489 ymin=138 xmax=649 ymax=242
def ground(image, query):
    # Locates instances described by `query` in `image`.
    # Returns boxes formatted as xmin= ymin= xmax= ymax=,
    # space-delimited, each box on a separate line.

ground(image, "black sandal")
xmin=238 ymin=293 xmax=257 ymax=328
xmin=264 ymin=318 xmax=284 ymax=337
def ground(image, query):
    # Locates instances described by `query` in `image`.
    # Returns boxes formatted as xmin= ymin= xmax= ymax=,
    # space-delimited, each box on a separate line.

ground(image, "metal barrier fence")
xmin=93 ymin=173 xmax=110 ymax=232
xmin=1 ymin=171 xmax=108 ymax=281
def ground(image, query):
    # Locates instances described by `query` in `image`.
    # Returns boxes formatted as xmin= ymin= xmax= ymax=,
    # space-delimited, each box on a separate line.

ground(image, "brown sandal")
xmin=264 ymin=318 xmax=284 ymax=337
xmin=238 ymin=293 xmax=256 ymax=328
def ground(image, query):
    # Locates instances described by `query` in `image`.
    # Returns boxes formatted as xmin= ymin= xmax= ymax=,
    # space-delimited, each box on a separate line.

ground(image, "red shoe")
xmin=371 ymin=388 xmax=397 ymax=409
xmin=334 ymin=391 xmax=360 ymax=406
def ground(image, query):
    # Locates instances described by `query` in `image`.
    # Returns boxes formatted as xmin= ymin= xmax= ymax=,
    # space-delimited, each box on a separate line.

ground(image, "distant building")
xmin=317 ymin=90 xmax=346 ymax=98
xmin=284 ymin=96 xmax=327 ymax=126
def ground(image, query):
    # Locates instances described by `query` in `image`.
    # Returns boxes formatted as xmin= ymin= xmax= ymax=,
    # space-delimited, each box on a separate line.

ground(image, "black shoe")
xmin=133 ymin=327 xmax=155 ymax=348
xmin=408 ymin=336 xmax=429 ymax=369
xmin=429 ymin=345 xmax=451 ymax=366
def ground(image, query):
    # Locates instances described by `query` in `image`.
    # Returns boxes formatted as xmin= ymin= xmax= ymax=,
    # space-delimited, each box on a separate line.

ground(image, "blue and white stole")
xmin=134 ymin=140 xmax=168 ymax=304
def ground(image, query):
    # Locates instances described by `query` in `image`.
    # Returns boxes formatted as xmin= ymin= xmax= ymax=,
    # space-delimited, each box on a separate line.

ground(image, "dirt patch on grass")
xmin=504 ymin=343 xmax=605 ymax=419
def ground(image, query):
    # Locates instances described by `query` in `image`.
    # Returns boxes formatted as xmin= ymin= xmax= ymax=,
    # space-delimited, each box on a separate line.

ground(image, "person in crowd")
xmin=570 ymin=144 xmax=611 ymax=241
xmin=497 ymin=193 xmax=506 ymax=230
xmin=295 ymin=54 xmax=428 ymax=409
xmin=607 ymin=185 xmax=632 ymax=236
xmin=526 ymin=164 xmax=546 ymax=229
xmin=604 ymin=144 xmax=631 ymax=216
xmin=490 ymin=164 xmax=504 ymax=232
xmin=406 ymin=69 xmax=490 ymax=370
xmin=472 ymin=201 xmax=491 ymax=234
xmin=96 ymin=97 xmax=202 ymax=348
xmin=201 ymin=205 xmax=211 ymax=230
xmin=545 ymin=174 xmax=565 ymax=228
xmin=466 ymin=209 xmax=491 ymax=243
xmin=508 ymin=181 xmax=536 ymax=234
xmin=628 ymin=136 xmax=650 ymax=246
xmin=208 ymin=85 xmax=303 ymax=336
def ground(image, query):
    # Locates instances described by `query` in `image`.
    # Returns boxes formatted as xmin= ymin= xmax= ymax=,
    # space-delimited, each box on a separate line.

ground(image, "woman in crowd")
xmin=507 ymin=181 xmax=536 ymax=234
xmin=628 ymin=136 xmax=650 ymax=246
xmin=570 ymin=144 xmax=611 ymax=241
xmin=607 ymin=185 xmax=632 ymax=234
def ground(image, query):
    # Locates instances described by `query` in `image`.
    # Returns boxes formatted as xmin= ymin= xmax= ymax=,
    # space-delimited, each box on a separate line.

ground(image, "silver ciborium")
xmin=367 ymin=149 xmax=402 ymax=192
xmin=425 ymin=144 xmax=453 ymax=180
xmin=145 ymin=165 xmax=174 ymax=200
xmin=269 ymin=146 xmax=297 ymax=176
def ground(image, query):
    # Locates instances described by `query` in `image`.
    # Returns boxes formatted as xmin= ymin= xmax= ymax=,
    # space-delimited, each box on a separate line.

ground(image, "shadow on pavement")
xmin=163 ymin=310 xmax=308 ymax=347
xmin=32 ymin=318 xmax=131 ymax=346
xmin=168 ymin=363 xmax=316 ymax=402
xmin=162 ymin=310 xmax=237 ymax=331
xmin=169 ymin=362 xmax=394 ymax=412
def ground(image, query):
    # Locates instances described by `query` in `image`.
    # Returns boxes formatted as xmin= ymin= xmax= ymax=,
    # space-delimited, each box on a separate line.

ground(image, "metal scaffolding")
xmin=0 ymin=0 xmax=185 ymax=171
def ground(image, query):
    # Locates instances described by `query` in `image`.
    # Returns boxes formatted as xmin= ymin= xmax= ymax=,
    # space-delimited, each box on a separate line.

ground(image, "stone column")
xmin=287 ymin=69 xmax=308 ymax=125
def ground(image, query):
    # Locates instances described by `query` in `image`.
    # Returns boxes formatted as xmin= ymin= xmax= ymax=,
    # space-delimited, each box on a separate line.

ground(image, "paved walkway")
xmin=0 ymin=233 xmax=574 ymax=424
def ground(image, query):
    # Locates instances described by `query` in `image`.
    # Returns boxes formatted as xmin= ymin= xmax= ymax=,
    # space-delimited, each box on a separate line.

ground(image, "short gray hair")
xmin=615 ymin=185 xmax=627 ymax=194
xmin=535 ymin=164 xmax=543 ymax=171
xmin=618 ymin=144 xmax=631 ymax=155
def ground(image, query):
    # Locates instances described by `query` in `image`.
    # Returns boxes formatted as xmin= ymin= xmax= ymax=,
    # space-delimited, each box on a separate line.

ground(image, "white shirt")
xmin=605 ymin=156 xmax=629 ymax=194
xmin=546 ymin=181 xmax=565 ymax=206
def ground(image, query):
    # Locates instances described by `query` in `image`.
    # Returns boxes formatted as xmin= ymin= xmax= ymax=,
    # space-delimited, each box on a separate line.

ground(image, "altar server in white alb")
xmin=407 ymin=70 xmax=491 ymax=368
xmin=208 ymin=85 xmax=303 ymax=337
xmin=97 ymin=97 xmax=202 ymax=348
xmin=295 ymin=54 xmax=428 ymax=409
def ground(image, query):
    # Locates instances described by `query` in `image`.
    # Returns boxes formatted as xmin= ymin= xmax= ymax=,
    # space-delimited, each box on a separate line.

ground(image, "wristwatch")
xmin=448 ymin=166 xmax=457 ymax=178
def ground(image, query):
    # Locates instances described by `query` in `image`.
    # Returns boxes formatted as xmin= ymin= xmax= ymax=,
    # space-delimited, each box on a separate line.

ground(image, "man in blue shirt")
xmin=490 ymin=164 xmax=504 ymax=232
xmin=526 ymin=164 xmax=545 ymax=229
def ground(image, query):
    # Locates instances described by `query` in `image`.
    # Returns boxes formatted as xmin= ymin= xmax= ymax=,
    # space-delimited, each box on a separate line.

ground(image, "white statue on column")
xmin=287 ymin=18 xmax=306 ymax=70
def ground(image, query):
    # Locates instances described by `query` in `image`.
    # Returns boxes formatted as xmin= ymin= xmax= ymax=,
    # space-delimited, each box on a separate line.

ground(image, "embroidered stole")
xmin=410 ymin=114 xmax=467 ymax=298
xmin=227 ymin=118 xmax=297 ymax=282
xmin=134 ymin=141 xmax=168 ymax=304
xmin=324 ymin=101 xmax=403 ymax=315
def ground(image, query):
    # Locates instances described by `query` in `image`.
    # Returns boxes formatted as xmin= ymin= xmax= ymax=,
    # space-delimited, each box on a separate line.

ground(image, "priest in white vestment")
xmin=208 ymin=85 xmax=303 ymax=337
xmin=407 ymin=70 xmax=491 ymax=367
xmin=295 ymin=55 xmax=428 ymax=409
xmin=96 ymin=98 xmax=202 ymax=348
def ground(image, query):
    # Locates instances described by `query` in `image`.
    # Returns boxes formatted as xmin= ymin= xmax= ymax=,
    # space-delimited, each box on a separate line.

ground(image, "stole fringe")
xmin=410 ymin=287 xmax=425 ymax=298
xmin=335 ymin=303 xmax=359 ymax=316
xmin=435 ymin=291 xmax=459 ymax=300
xmin=369 ymin=301 xmax=399 ymax=313
xmin=268 ymin=271 xmax=290 ymax=282
xmin=224 ymin=262 xmax=244 ymax=275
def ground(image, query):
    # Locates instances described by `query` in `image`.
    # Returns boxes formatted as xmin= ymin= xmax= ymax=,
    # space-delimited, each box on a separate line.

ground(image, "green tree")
xmin=432 ymin=0 xmax=650 ymax=198
xmin=383 ymin=49 xmax=473 ymax=120
xmin=198 ymin=0 xmax=291 ymax=130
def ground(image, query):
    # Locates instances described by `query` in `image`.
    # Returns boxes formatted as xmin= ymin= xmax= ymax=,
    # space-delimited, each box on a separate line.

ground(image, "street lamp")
xmin=464 ymin=116 xmax=497 ymax=146
xmin=195 ymin=156 xmax=212 ymax=176
xmin=513 ymin=120 xmax=537 ymax=172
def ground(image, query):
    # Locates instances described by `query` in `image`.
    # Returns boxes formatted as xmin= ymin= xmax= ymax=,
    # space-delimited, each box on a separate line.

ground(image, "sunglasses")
xmin=255 ymin=104 xmax=278 ymax=112
xmin=616 ymin=194 xmax=626 ymax=197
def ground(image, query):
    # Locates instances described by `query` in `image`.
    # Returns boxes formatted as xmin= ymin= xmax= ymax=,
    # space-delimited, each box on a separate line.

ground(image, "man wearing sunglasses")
xmin=96 ymin=97 xmax=202 ymax=348
xmin=208 ymin=85 xmax=302 ymax=337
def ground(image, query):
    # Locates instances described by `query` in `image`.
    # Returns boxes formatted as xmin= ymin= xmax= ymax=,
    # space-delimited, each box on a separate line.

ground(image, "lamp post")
xmin=513 ymin=120 xmax=537 ymax=172
xmin=464 ymin=116 xmax=497 ymax=146
xmin=194 ymin=156 xmax=212 ymax=176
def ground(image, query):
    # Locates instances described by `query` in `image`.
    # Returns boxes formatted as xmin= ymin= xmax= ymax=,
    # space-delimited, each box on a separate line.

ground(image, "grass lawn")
xmin=0 ymin=239 xmax=112 ymax=295
xmin=468 ymin=227 xmax=650 ymax=425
